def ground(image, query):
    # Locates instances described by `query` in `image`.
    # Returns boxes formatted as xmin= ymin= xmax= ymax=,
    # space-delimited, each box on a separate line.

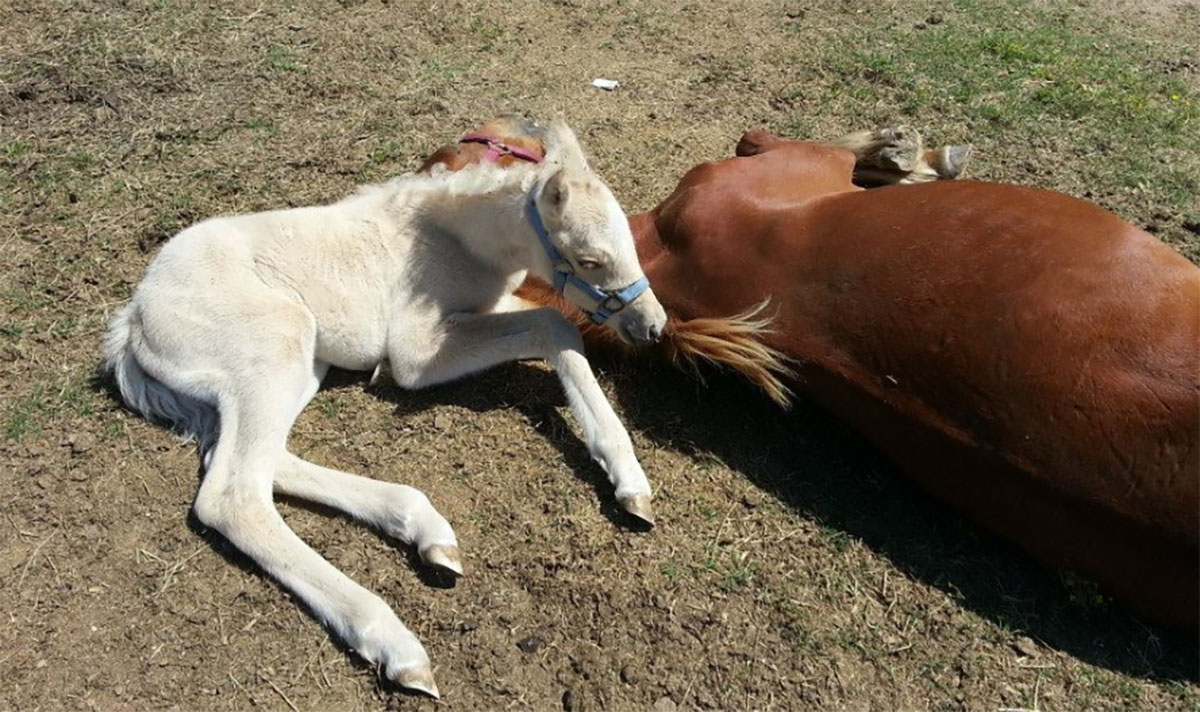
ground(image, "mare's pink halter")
xmin=458 ymin=133 xmax=543 ymax=163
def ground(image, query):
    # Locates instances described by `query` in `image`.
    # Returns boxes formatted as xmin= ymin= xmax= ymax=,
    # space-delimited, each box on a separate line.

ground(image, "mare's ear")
xmin=735 ymin=131 xmax=783 ymax=157
xmin=417 ymin=145 xmax=462 ymax=174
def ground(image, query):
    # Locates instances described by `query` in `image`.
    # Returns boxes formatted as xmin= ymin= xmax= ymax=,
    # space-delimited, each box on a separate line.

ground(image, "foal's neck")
xmin=414 ymin=169 xmax=541 ymax=276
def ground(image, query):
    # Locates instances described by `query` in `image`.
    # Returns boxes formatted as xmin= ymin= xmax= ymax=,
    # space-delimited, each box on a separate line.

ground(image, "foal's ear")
xmin=543 ymin=167 xmax=571 ymax=209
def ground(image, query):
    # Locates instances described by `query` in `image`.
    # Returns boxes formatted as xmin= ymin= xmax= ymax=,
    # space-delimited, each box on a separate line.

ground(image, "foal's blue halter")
xmin=525 ymin=191 xmax=650 ymax=325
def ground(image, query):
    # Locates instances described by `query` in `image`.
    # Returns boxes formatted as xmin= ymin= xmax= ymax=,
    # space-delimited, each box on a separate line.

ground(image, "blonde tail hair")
xmin=515 ymin=282 xmax=794 ymax=407
xmin=661 ymin=301 xmax=794 ymax=408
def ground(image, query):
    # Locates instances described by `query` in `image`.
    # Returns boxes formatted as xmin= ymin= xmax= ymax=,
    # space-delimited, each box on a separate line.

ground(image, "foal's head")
xmin=524 ymin=119 xmax=668 ymax=345
xmin=423 ymin=116 xmax=667 ymax=345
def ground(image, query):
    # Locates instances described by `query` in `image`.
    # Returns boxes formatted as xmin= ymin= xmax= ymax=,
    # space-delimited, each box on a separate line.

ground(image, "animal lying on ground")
xmin=426 ymin=116 xmax=1200 ymax=630
xmin=103 ymin=119 xmax=667 ymax=697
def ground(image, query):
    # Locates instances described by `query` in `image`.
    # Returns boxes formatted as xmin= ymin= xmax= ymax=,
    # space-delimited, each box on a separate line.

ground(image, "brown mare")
xmin=419 ymin=117 xmax=1200 ymax=630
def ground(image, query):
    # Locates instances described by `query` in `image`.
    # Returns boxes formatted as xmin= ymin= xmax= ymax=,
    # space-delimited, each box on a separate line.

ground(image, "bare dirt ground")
xmin=2 ymin=0 xmax=1198 ymax=710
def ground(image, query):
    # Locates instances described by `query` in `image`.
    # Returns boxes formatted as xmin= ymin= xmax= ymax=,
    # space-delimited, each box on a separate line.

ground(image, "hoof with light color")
xmin=619 ymin=494 xmax=655 ymax=526
xmin=421 ymin=544 xmax=464 ymax=576
xmin=392 ymin=665 xmax=440 ymax=698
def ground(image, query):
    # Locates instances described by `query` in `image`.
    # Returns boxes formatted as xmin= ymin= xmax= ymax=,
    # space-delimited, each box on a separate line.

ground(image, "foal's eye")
xmin=577 ymin=258 xmax=603 ymax=271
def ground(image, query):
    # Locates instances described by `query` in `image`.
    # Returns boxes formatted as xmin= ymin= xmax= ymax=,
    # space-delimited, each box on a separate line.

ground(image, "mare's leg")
xmin=184 ymin=307 xmax=440 ymax=697
xmin=920 ymin=144 xmax=972 ymax=181
xmin=387 ymin=298 xmax=655 ymax=524
xmin=832 ymin=126 xmax=971 ymax=186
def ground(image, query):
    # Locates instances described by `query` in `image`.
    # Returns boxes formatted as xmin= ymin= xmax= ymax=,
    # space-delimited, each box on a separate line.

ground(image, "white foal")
xmin=103 ymin=119 xmax=667 ymax=697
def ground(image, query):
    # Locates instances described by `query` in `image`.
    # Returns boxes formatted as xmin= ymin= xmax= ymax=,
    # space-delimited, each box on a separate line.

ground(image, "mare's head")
xmin=424 ymin=116 xmax=668 ymax=345
xmin=418 ymin=115 xmax=546 ymax=172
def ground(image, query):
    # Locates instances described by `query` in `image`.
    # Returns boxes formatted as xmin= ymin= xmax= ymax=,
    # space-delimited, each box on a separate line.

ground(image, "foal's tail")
xmin=103 ymin=303 xmax=219 ymax=453
xmin=515 ymin=282 xmax=795 ymax=407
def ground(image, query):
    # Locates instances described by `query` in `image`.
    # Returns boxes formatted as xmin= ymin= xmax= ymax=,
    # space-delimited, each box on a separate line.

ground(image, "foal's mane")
xmin=349 ymin=159 xmax=537 ymax=206
xmin=351 ymin=118 xmax=590 ymax=207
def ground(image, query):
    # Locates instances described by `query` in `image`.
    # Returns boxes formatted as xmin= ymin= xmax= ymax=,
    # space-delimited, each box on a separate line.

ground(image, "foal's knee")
xmin=536 ymin=309 xmax=584 ymax=353
xmin=193 ymin=477 xmax=269 ymax=534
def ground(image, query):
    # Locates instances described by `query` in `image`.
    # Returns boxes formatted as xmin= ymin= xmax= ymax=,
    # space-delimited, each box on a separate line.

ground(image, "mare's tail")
xmin=661 ymin=302 xmax=794 ymax=408
xmin=515 ymin=281 xmax=794 ymax=407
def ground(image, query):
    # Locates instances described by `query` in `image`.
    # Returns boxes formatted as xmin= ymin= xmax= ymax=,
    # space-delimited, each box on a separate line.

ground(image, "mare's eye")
xmin=578 ymin=259 xmax=603 ymax=271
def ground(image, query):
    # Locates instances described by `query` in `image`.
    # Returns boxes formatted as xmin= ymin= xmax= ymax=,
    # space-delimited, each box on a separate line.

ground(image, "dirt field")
xmin=2 ymin=0 xmax=1198 ymax=710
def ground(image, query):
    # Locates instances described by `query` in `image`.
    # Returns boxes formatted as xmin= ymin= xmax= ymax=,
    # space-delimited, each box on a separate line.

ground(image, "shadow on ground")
xmin=99 ymin=357 xmax=1198 ymax=686
xmin=353 ymin=358 xmax=1198 ymax=685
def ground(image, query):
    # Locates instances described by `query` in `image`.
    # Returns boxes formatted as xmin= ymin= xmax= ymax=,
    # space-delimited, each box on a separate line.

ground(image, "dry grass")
xmin=1 ymin=0 xmax=1197 ymax=710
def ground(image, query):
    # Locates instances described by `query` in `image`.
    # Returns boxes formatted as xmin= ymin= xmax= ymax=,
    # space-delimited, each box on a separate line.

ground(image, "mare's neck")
xmin=629 ymin=210 xmax=668 ymax=265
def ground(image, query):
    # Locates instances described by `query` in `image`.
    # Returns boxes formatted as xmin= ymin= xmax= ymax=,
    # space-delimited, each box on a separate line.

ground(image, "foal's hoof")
xmin=393 ymin=664 xmax=440 ymax=698
xmin=421 ymin=544 xmax=464 ymax=576
xmin=368 ymin=361 xmax=393 ymax=387
xmin=619 ymin=494 xmax=655 ymax=527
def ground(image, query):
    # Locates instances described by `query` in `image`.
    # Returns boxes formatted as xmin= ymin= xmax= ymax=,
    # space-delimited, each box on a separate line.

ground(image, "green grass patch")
xmin=241 ymin=117 xmax=278 ymax=136
xmin=369 ymin=139 xmax=410 ymax=166
xmin=717 ymin=553 xmax=758 ymax=592
xmin=818 ymin=525 xmax=854 ymax=554
xmin=836 ymin=7 xmax=1196 ymax=131
xmin=1 ymin=284 xmax=50 ymax=315
xmin=4 ymin=372 xmax=104 ymax=442
xmin=811 ymin=0 xmax=1199 ymax=216
xmin=59 ymin=374 xmax=97 ymax=418
xmin=5 ymin=385 xmax=49 ymax=442
xmin=2 ymin=140 xmax=29 ymax=159
xmin=265 ymin=45 xmax=306 ymax=73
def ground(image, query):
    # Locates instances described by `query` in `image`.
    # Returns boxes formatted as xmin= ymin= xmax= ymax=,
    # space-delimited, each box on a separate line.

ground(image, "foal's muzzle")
xmin=526 ymin=192 xmax=652 ymax=325
xmin=621 ymin=319 xmax=664 ymax=345
xmin=611 ymin=289 xmax=668 ymax=346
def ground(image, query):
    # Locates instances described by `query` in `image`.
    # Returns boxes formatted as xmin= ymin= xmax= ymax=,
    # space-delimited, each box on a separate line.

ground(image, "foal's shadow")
xmin=585 ymin=356 xmax=1200 ymax=685
xmin=338 ymin=365 xmax=652 ymax=531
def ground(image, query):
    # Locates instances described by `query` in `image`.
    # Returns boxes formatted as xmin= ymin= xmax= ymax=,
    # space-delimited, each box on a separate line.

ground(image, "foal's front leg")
xmin=388 ymin=301 xmax=655 ymax=524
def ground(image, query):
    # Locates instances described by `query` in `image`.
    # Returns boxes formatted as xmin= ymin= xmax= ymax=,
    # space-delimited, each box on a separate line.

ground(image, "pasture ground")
xmin=2 ymin=0 xmax=1198 ymax=709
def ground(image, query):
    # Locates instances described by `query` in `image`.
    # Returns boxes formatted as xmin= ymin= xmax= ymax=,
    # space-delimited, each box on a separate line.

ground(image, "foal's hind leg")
xmin=275 ymin=361 xmax=462 ymax=574
xmin=274 ymin=453 xmax=463 ymax=575
xmin=193 ymin=329 xmax=440 ymax=696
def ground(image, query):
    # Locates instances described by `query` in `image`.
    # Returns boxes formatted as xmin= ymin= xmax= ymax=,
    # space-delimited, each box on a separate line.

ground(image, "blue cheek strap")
xmin=525 ymin=192 xmax=650 ymax=325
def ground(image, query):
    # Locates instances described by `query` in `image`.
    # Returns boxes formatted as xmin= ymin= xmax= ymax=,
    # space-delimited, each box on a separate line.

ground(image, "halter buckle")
xmin=601 ymin=294 xmax=627 ymax=311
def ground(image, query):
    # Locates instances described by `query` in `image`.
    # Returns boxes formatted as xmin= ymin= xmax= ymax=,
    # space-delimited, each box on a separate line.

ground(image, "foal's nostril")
xmin=648 ymin=323 xmax=664 ymax=343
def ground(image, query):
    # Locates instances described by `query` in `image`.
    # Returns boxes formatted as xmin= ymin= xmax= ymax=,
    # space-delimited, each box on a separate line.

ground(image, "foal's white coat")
xmin=104 ymin=121 xmax=666 ymax=696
